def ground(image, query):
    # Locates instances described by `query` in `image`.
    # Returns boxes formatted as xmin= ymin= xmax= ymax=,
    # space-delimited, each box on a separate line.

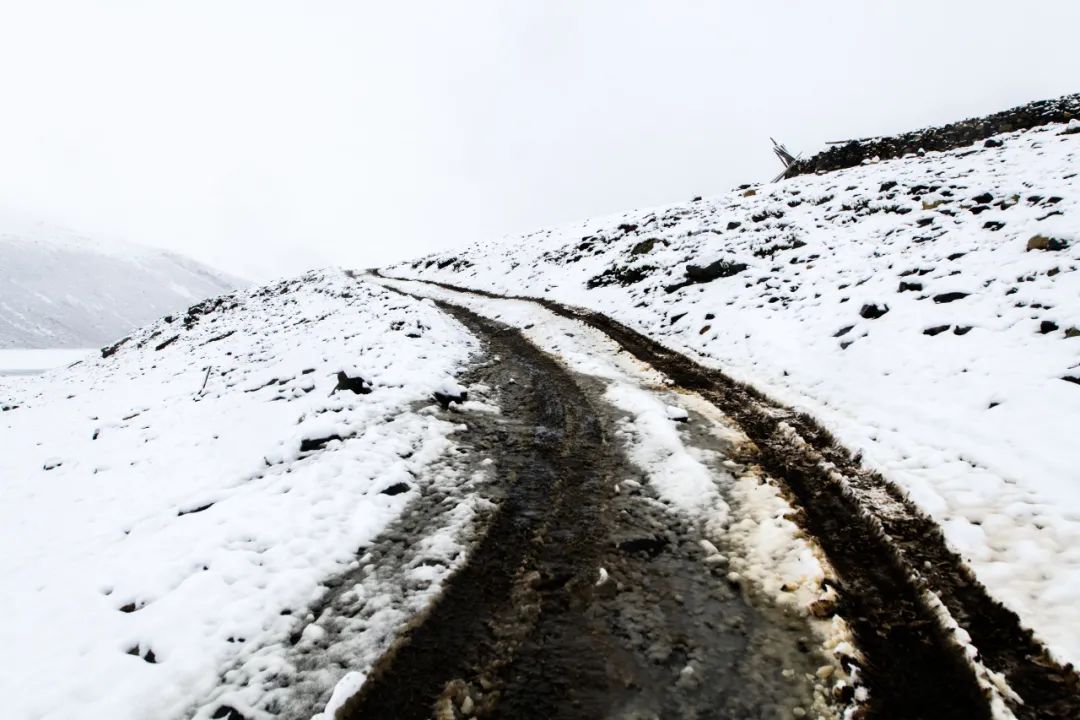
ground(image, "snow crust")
xmin=0 ymin=271 xmax=476 ymax=720
xmin=390 ymin=123 xmax=1080 ymax=663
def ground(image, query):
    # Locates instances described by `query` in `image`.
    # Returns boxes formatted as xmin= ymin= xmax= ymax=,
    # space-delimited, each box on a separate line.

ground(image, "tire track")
xmin=339 ymin=301 xmax=828 ymax=720
xmin=378 ymin=272 xmax=1080 ymax=719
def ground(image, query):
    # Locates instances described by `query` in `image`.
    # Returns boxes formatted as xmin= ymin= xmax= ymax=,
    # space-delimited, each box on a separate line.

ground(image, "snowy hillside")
xmin=0 ymin=218 xmax=242 ymax=348
xmin=0 ymin=271 xmax=480 ymax=719
xmin=390 ymin=112 xmax=1080 ymax=663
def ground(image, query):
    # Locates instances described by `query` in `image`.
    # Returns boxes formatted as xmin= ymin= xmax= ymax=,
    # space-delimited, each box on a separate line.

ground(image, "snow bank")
xmin=390 ymin=122 xmax=1080 ymax=663
xmin=0 ymin=270 xmax=476 ymax=720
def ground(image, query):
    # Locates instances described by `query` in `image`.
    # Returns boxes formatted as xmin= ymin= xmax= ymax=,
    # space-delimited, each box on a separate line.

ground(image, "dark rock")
xmin=101 ymin=338 xmax=130 ymax=358
xmin=433 ymin=388 xmax=467 ymax=409
xmin=211 ymin=705 xmax=247 ymax=720
xmin=834 ymin=325 xmax=854 ymax=337
xmin=933 ymin=292 xmax=969 ymax=304
xmin=333 ymin=371 xmax=372 ymax=395
xmin=859 ymin=304 xmax=889 ymax=319
xmin=631 ymin=238 xmax=658 ymax=255
xmin=1065 ymin=327 xmax=1080 ymax=338
xmin=617 ymin=536 xmax=667 ymax=558
xmin=923 ymin=325 xmax=951 ymax=336
xmin=983 ymin=221 xmax=1005 ymax=231
xmin=972 ymin=192 xmax=994 ymax=204
xmin=898 ymin=281 xmax=923 ymax=292
xmin=1040 ymin=320 xmax=1059 ymax=334
xmin=984 ymin=138 xmax=1004 ymax=148
xmin=953 ymin=326 xmax=973 ymax=336
xmin=726 ymin=221 xmax=742 ymax=230
xmin=587 ymin=263 xmax=655 ymax=288
xmin=154 ymin=335 xmax=180 ymax=351
xmin=178 ymin=502 xmax=214 ymax=517
xmin=300 ymin=434 xmax=344 ymax=452
xmin=380 ymin=482 xmax=411 ymax=496
xmin=669 ymin=312 xmax=687 ymax=325
xmin=880 ymin=181 xmax=898 ymax=192
xmin=684 ymin=259 xmax=748 ymax=284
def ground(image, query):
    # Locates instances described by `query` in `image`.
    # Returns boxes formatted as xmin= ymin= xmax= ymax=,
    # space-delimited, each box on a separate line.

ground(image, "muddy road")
xmin=354 ymin=274 xmax=1080 ymax=720
xmin=339 ymin=302 xmax=830 ymax=720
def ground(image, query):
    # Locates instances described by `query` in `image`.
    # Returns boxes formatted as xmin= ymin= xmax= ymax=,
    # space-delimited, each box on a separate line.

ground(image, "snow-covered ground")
xmin=0 ymin=271 xmax=479 ymax=720
xmin=389 ymin=121 xmax=1080 ymax=664
xmin=0 ymin=348 xmax=92 ymax=375
xmin=0 ymin=214 xmax=242 ymax=348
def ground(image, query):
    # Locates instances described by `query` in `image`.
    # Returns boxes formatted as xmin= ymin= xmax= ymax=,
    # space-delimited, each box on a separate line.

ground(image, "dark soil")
xmin=383 ymin=272 xmax=1080 ymax=720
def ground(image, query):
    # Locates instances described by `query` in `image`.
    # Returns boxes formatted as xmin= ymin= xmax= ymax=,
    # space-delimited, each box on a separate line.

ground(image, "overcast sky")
xmin=0 ymin=1 xmax=1077 ymax=279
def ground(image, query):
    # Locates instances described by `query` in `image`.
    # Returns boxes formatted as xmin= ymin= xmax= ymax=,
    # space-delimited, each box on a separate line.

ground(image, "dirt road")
xmin=341 ymin=274 xmax=1079 ymax=720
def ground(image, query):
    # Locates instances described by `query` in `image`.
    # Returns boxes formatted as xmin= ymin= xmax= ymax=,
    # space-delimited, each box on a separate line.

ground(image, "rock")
xmin=834 ymin=325 xmax=854 ymax=337
xmin=933 ymin=292 xmax=969 ymax=304
xmin=859 ymin=303 xmax=889 ymax=319
xmin=433 ymin=379 xmax=468 ymax=409
xmin=898 ymin=281 xmax=923 ymax=292
xmin=1040 ymin=320 xmax=1059 ymax=334
xmin=1027 ymin=234 xmax=1069 ymax=251
xmin=380 ymin=482 xmax=411 ymax=496
xmin=742 ymin=188 xmax=757 ymax=197
xmin=953 ymin=326 xmax=973 ymax=336
xmin=809 ymin=598 xmax=837 ymax=618
xmin=630 ymin=238 xmax=658 ymax=255
xmin=684 ymin=259 xmax=748 ymax=284
xmin=984 ymin=138 xmax=1004 ymax=148
xmin=726 ymin=221 xmax=742 ymax=230
xmin=923 ymin=325 xmax=950 ymax=336
xmin=1065 ymin=327 xmax=1080 ymax=338
xmin=972 ymin=192 xmax=994 ymax=204
xmin=666 ymin=405 xmax=689 ymax=422
xmin=879 ymin=180 xmax=897 ymax=192
xmin=333 ymin=371 xmax=372 ymax=395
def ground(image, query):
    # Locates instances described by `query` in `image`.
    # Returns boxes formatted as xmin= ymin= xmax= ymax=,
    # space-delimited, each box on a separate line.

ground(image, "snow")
xmin=0 ymin=270 xmax=478 ymax=720
xmin=0 ymin=348 xmax=92 ymax=375
xmin=389 ymin=122 xmax=1080 ymax=664
xmin=0 ymin=216 xmax=243 ymax=348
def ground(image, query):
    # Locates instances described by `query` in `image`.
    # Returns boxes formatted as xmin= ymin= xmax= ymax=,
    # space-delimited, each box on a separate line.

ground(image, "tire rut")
xmin=339 ymin=301 xmax=828 ymax=720
xmin=379 ymin=273 xmax=1080 ymax=720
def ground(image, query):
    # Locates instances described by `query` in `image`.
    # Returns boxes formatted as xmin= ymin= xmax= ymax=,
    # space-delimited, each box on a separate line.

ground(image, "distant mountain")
xmin=0 ymin=218 xmax=243 ymax=348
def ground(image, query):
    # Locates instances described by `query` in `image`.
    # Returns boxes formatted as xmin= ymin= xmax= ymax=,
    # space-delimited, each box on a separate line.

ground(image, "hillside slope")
xmin=0 ymin=271 xmax=479 ymax=719
xmin=0 ymin=218 xmax=242 ymax=348
xmin=390 ymin=108 xmax=1080 ymax=663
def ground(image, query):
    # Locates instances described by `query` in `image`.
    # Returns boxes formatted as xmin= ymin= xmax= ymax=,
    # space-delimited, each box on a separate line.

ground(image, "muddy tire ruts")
xmin=376 ymin=273 xmax=1080 ymax=720
xmin=341 ymin=301 xmax=828 ymax=719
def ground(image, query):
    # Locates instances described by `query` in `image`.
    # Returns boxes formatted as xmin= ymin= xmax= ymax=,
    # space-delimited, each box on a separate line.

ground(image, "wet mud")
xmin=382 ymin=274 xmax=1080 ymax=720
xmin=340 ymin=302 xmax=828 ymax=720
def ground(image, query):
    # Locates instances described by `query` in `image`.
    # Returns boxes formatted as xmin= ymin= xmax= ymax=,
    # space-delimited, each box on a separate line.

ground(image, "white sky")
xmin=0 ymin=1 xmax=1077 ymax=279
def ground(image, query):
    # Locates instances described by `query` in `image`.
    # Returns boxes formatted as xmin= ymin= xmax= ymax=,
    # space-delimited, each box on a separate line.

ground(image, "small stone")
xmin=1065 ymin=327 xmax=1080 ymax=338
xmin=1040 ymin=320 xmax=1059 ymax=334
xmin=859 ymin=303 xmax=888 ymax=319
xmin=809 ymin=598 xmax=837 ymax=618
